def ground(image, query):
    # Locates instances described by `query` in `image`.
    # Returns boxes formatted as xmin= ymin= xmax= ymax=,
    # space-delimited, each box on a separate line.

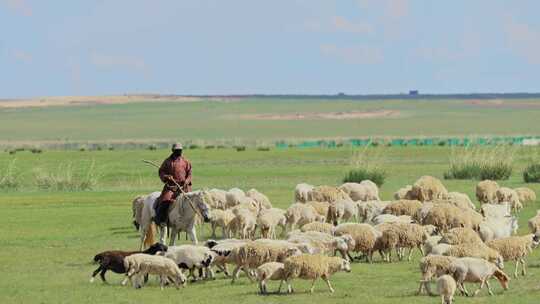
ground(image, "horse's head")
xmin=192 ymin=191 xmax=211 ymax=223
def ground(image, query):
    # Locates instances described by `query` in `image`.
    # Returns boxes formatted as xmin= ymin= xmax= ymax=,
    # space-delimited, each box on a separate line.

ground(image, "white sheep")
xmin=285 ymin=203 xmax=324 ymax=231
xmin=257 ymin=208 xmax=287 ymax=239
xmin=480 ymin=203 xmax=511 ymax=219
xmin=295 ymin=183 xmax=314 ymax=203
xmin=410 ymin=176 xmax=448 ymax=202
xmin=447 ymin=191 xmax=476 ymax=210
xmin=357 ymin=200 xmax=390 ymax=223
xmin=208 ymin=209 xmax=235 ymax=238
xmin=164 ymin=245 xmax=217 ymax=280
xmin=283 ymin=254 xmax=351 ymax=293
xmin=371 ymin=214 xmax=413 ymax=225
xmin=450 ymin=257 xmax=510 ymax=296
xmin=246 ymin=188 xmax=273 ymax=209
xmin=417 ymin=255 xmax=456 ymax=296
xmin=229 ymin=241 xmax=301 ymax=283
xmin=479 ymin=216 xmax=518 ymax=242
xmin=340 ymin=181 xmax=380 ymax=201
xmin=437 ymin=274 xmax=456 ymax=304
xmin=287 ymin=230 xmax=355 ymax=260
xmin=256 ymin=262 xmax=286 ymax=294
xmin=423 ymin=235 xmax=443 ymax=256
xmin=122 ymin=253 xmax=187 ymax=289
xmin=229 ymin=206 xmax=257 ymax=239
xmin=496 ymin=187 xmax=523 ymax=213
xmin=514 ymin=187 xmax=536 ymax=204
xmin=476 ymin=180 xmax=499 ymax=204
xmin=204 ymin=188 xmax=229 ymax=209
xmin=528 ymin=210 xmax=540 ymax=235
xmin=300 ymin=222 xmax=335 ymax=235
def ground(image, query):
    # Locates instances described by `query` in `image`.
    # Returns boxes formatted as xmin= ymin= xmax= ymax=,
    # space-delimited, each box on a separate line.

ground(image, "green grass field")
xmin=1 ymin=146 xmax=540 ymax=304
xmin=1 ymin=98 xmax=540 ymax=143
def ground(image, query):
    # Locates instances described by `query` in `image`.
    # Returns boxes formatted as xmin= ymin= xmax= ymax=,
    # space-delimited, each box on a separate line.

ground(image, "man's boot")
xmin=154 ymin=201 xmax=171 ymax=227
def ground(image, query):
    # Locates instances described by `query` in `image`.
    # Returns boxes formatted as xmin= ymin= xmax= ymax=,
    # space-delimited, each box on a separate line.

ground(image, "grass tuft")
xmin=34 ymin=161 xmax=102 ymax=191
xmin=343 ymin=147 xmax=386 ymax=186
xmin=0 ymin=159 xmax=20 ymax=190
xmin=444 ymin=146 xmax=513 ymax=180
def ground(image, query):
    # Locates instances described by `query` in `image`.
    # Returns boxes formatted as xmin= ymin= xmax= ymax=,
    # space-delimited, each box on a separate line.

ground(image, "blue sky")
xmin=1 ymin=0 xmax=540 ymax=97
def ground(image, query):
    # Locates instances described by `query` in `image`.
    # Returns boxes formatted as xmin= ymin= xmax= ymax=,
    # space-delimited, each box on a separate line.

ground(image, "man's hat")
xmin=171 ymin=143 xmax=183 ymax=151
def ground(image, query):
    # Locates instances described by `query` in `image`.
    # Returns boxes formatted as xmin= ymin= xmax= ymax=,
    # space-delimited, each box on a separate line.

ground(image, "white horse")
xmin=139 ymin=191 xmax=210 ymax=249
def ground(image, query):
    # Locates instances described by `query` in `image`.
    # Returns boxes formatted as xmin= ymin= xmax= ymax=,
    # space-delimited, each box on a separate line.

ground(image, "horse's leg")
xmin=159 ymin=226 xmax=167 ymax=245
xmin=169 ymin=227 xmax=178 ymax=246
xmin=188 ymin=226 xmax=198 ymax=244
xmin=139 ymin=226 xmax=147 ymax=251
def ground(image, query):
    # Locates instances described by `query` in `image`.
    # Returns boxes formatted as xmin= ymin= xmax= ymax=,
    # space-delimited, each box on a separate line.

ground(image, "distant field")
xmin=1 ymin=97 xmax=540 ymax=144
xmin=1 ymin=147 xmax=540 ymax=304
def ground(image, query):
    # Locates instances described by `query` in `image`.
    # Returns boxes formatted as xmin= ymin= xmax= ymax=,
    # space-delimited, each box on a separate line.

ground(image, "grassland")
xmin=1 ymin=146 xmax=540 ymax=304
xmin=1 ymin=98 xmax=540 ymax=144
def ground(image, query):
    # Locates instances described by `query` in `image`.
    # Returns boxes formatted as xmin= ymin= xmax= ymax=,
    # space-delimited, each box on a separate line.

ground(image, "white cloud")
xmin=3 ymin=0 xmax=32 ymax=17
xmin=90 ymin=53 xmax=147 ymax=71
xmin=320 ymin=44 xmax=382 ymax=64
xmin=504 ymin=19 xmax=540 ymax=65
xmin=10 ymin=49 xmax=32 ymax=63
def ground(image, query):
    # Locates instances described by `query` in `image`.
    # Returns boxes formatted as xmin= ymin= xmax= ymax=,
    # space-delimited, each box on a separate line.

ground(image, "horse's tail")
xmin=144 ymin=223 xmax=157 ymax=249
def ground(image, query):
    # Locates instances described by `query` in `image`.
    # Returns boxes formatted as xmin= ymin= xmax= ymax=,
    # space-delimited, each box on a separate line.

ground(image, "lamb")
xmin=282 ymin=254 xmax=351 ymax=293
xmin=496 ymin=187 xmax=523 ymax=213
xmin=382 ymin=199 xmax=423 ymax=217
xmin=440 ymin=227 xmax=483 ymax=245
xmin=339 ymin=181 xmax=380 ymax=201
xmin=476 ymin=180 xmax=499 ymax=204
xmin=301 ymin=222 xmax=335 ymax=235
xmin=437 ymin=275 xmax=456 ymax=304
xmin=131 ymin=195 xmax=145 ymax=230
xmin=208 ymin=209 xmax=235 ymax=238
xmin=478 ymin=216 xmax=518 ymax=242
xmin=486 ymin=234 xmax=540 ymax=277
xmin=90 ymin=243 xmax=168 ymax=283
xmin=410 ymin=175 xmax=448 ymax=202
xmin=230 ymin=206 xmax=257 ymax=239
xmin=394 ymin=185 xmax=413 ymax=200
xmin=443 ymin=243 xmax=504 ymax=269
xmin=295 ymin=183 xmax=314 ymax=203
xmin=308 ymin=185 xmax=350 ymax=203
xmin=447 ymin=191 xmax=476 ymax=209
xmin=123 ymin=253 xmax=187 ymax=289
xmin=257 ymin=208 xmax=287 ymax=239
xmin=246 ymin=188 xmax=273 ymax=209
xmin=334 ymin=223 xmax=381 ymax=262
xmin=480 ymin=203 xmax=511 ymax=219
xmin=256 ymin=262 xmax=286 ymax=294
xmin=514 ymin=187 xmax=536 ymax=204
xmin=163 ymin=244 xmax=217 ymax=280
xmin=229 ymin=241 xmax=301 ymax=283
xmin=450 ymin=257 xmax=510 ymax=296
xmin=417 ymin=255 xmax=457 ymax=295
xmin=285 ymin=203 xmax=324 ymax=231
xmin=528 ymin=210 xmax=540 ymax=234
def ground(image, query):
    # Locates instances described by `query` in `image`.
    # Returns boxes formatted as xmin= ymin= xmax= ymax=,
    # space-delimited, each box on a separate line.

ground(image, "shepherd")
xmin=154 ymin=143 xmax=192 ymax=226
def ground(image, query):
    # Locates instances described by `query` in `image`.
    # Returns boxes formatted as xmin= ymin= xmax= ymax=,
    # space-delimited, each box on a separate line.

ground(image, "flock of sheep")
xmin=92 ymin=176 xmax=539 ymax=303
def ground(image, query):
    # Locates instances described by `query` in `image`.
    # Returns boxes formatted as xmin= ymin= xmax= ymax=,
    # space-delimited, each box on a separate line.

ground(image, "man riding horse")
xmin=154 ymin=143 xmax=192 ymax=226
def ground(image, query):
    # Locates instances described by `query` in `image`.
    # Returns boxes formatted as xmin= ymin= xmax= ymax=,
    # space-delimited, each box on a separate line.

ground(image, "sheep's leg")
xmin=159 ymin=275 xmax=166 ymax=290
xmin=322 ymin=275 xmax=334 ymax=293
xmin=286 ymin=279 xmax=293 ymax=293
xmin=418 ymin=245 xmax=425 ymax=257
xmin=521 ymin=258 xmax=527 ymax=276
xmin=211 ymin=223 xmax=217 ymax=238
xmin=99 ymin=269 xmax=108 ymax=283
xmin=407 ymin=247 xmax=414 ymax=261
xmin=231 ymin=265 xmax=242 ymax=284
xmin=473 ymin=279 xmax=486 ymax=297
xmin=309 ymin=279 xmax=317 ymax=293
xmin=485 ymin=280 xmax=494 ymax=296
xmin=243 ymin=267 xmax=255 ymax=282
xmin=258 ymin=280 xmax=265 ymax=294
xmin=514 ymin=260 xmax=519 ymax=278
xmin=277 ymin=280 xmax=283 ymax=293
xmin=456 ymin=282 xmax=468 ymax=297
xmin=90 ymin=266 xmax=103 ymax=283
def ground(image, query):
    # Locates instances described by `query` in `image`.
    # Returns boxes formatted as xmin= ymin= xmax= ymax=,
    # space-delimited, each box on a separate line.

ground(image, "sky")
xmin=1 ymin=0 xmax=540 ymax=98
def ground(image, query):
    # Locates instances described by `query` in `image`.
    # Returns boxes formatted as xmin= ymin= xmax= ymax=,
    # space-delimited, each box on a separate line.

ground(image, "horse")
xmin=139 ymin=190 xmax=211 ymax=250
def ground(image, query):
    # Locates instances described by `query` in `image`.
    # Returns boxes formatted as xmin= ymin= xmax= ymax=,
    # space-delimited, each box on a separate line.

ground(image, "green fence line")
xmin=275 ymin=136 xmax=540 ymax=149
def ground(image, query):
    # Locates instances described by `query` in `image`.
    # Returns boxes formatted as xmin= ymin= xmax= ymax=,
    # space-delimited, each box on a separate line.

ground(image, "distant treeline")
xmin=183 ymin=92 xmax=540 ymax=100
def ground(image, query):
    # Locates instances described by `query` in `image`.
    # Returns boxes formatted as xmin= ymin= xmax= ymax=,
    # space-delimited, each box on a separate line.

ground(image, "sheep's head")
xmin=340 ymin=259 xmax=351 ymax=272
xmin=493 ymin=269 xmax=510 ymax=290
xmin=285 ymin=247 xmax=302 ymax=257
xmin=494 ymin=255 xmax=505 ymax=270
xmin=532 ymin=234 xmax=540 ymax=248
xmin=205 ymin=239 xmax=219 ymax=249
xmin=145 ymin=242 xmax=168 ymax=254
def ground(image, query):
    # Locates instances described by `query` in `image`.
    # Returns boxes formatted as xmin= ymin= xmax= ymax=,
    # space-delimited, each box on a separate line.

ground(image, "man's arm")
xmin=158 ymin=159 xmax=172 ymax=184
xmin=184 ymin=161 xmax=192 ymax=185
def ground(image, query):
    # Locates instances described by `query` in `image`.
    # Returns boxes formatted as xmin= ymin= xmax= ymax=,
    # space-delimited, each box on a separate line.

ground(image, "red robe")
xmin=158 ymin=155 xmax=192 ymax=202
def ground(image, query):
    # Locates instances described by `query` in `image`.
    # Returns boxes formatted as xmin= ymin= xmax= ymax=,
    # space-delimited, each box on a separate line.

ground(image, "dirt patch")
xmin=465 ymin=99 xmax=540 ymax=109
xmin=238 ymin=110 xmax=400 ymax=120
xmin=0 ymin=95 xmax=243 ymax=109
